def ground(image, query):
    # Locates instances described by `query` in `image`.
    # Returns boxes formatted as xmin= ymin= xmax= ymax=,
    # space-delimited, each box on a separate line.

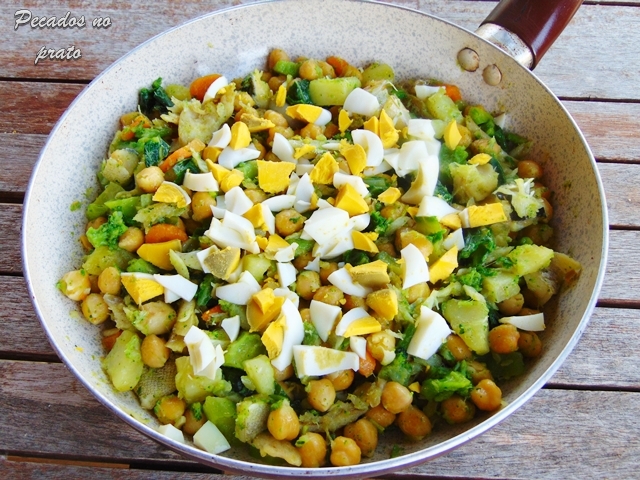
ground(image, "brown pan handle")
xmin=478 ymin=0 xmax=583 ymax=69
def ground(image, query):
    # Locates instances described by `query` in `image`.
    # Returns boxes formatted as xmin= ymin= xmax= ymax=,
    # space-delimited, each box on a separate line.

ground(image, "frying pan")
xmin=22 ymin=0 xmax=608 ymax=477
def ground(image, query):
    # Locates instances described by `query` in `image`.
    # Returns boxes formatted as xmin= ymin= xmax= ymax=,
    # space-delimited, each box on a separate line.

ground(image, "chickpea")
xmin=381 ymin=381 xmax=413 ymax=414
xmin=300 ymin=308 xmax=311 ymax=323
xmin=319 ymin=261 xmax=339 ymax=284
xmin=307 ymin=379 xmax=336 ymax=413
xmin=89 ymin=274 xmax=100 ymax=293
xmin=498 ymin=293 xmax=525 ymax=316
xmin=59 ymin=270 xmax=91 ymax=301
xmin=183 ymin=404 xmax=207 ymax=436
xmin=377 ymin=241 xmax=397 ymax=257
xmin=81 ymin=293 xmax=110 ymax=325
xmin=457 ymin=124 xmax=473 ymax=148
xmin=293 ymin=252 xmax=313 ymax=271
xmin=406 ymin=282 xmax=430 ymax=303
xmin=317 ymin=60 xmax=336 ymax=78
xmin=520 ymin=223 xmax=554 ymax=246
xmin=365 ymin=404 xmax=396 ymax=428
xmin=274 ymin=364 xmax=294 ymax=382
xmin=264 ymin=110 xmax=289 ymax=128
xmin=268 ymin=75 xmax=286 ymax=92
xmin=441 ymin=394 xmax=476 ymax=424
xmin=533 ymin=181 xmax=551 ymax=199
xmin=136 ymin=166 xmax=165 ymax=193
xmin=489 ymin=324 xmax=520 ymax=354
xmin=244 ymin=188 xmax=268 ymax=204
xmin=517 ymin=160 xmax=544 ymax=179
xmin=86 ymin=216 xmax=107 ymax=231
xmin=139 ymin=302 xmax=177 ymax=335
xmin=268 ymin=49 xmax=290 ymax=71
xmin=519 ymin=307 xmax=541 ymax=316
xmin=154 ymin=395 xmax=186 ymax=425
xmin=141 ymin=334 xmax=170 ymax=368
xmin=300 ymin=123 xmax=324 ymax=140
xmin=98 ymin=266 xmax=121 ymax=295
xmin=312 ymin=285 xmax=344 ymax=306
xmin=275 ymin=208 xmax=305 ymax=236
xmin=296 ymin=432 xmax=327 ymax=468
xmin=542 ymin=198 xmax=553 ymax=220
xmin=518 ymin=331 xmax=543 ymax=358
xmin=343 ymin=294 xmax=366 ymax=311
xmin=268 ymin=403 xmax=300 ymax=441
xmin=466 ymin=360 xmax=494 ymax=385
xmin=118 ymin=227 xmax=145 ymax=252
xmin=344 ymin=418 xmax=378 ymax=457
xmin=267 ymin=126 xmax=294 ymax=143
xmin=324 ymin=122 xmax=339 ymax=139
xmin=326 ymin=369 xmax=355 ymax=391
xmin=295 ymin=270 xmax=321 ymax=300
xmin=396 ymin=229 xmax=432 ymax=259
xmin=470 ymin=379 xmax=503 ymax=412
xmin=380 ymin=202 xmax=405 ymax=221
xmin=367 ymin=331 xmax=396 ymax=364
xmin=396 ymin=405 xmax=432 ymax=440
xmin=330 ymin=436 xmax=361 ymax=467
xmin=299 ymin=59 xmax=323 ymax=80
xmin=445 ymin=334 xmax=472 ymax=362
xmin=79 ymin=234 xmax=93 ymax=251
xmin=190 ymin=192 xmax=216 ymax=222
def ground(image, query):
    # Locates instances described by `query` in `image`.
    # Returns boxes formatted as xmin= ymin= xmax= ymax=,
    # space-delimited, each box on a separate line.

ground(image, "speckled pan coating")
xmin=22 ymin=0 xmax=608 ymax=478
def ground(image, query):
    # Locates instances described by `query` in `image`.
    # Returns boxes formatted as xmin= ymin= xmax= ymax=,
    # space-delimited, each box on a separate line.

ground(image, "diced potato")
xmin=441 ymin=299 xmax=489 ymax=355
xmin=243 ymin=355 xmax=276 ymax=395
xmin=482 ymin=271 xmax=520 ymax=304
xmin=103 ymin=330 xmax=144 ymax=392
xmin=309 ymin=77 xmax=361 ymax=106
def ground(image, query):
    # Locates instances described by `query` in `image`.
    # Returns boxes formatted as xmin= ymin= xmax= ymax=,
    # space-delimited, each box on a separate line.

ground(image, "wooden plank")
xmin=0 ymin=204 xmax=22 ymax=274
xmin=1 ymin=360 xmax=638 ymax=479
xmin=0 ymin=133 xmax=44 ymax=198
xmin=598 ymin=163 xmax=640 ymax=229
xmin=0 ymin=1 xmax=639 ymax=101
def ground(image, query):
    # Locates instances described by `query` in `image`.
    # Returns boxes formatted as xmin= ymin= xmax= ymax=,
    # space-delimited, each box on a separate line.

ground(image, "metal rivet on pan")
xmin=483 ymin=64 xmax=502 ymax=86
xmin=457 ymin=48 xmax=479 ymax=72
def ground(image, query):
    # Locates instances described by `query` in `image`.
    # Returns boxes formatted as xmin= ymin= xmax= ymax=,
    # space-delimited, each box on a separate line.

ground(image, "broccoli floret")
xmin=370 ymin=210 xmax=391 ymax=236
xmin=378 ymin=351 xmax=422 ymax=386
xmin=434 ymin=181 xmax=454 ymax=204
xmin=86 ymin=210 xmax=128 ymax=250
xmin=420 ymin=370 xmax=472 ymax=401
xmin=190 ymin=402 xmax=204 ymax=421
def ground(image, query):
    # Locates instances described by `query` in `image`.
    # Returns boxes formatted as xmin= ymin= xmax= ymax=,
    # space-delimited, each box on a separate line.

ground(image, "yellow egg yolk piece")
xmin=377 ymin=186 xmax=402 ymax=205
xmin=201 ymin=246 xmax=241 ymax=280
xmin=152 ymin=182 xmax=191 ymax=208
xmin=464 ymin=203 xmax=508 ymax=228
xmin=351 ymin=230 xmax=379 ymax=253
xmin=257 ymin=160 xmax=296 ymax=194
xmin=339 ymin=142 xmax=367 ymax=176
xmin=294 ymin=144 xmax=316 ymax=160
xmin=220 ymin=169 xmax=244 ymax=192
xmin=347 ymin=260 xmax=390 ymax=288
xmin=365 ymin=288 xmax=398 ymax=321
xmin=379 ymin=109 xmax=399 ymax=148
xmin=441 ymin=212 xmax=462 ymax=230
xmin=444 ymin=119 xmax=462 ymax=150
xmin=137 ymin=239 xmax=182 ymax=271
xmin=339 ymin=109 xmax=352 ymax=132
xmin=275 ymin=84 xmax=287 ymax=107
xmin=429 ymin=245 xmax=459 ymax=284
xmin=261 ymin=314 xmax=286 ymax=357
xmin=468 ymin=153 xmax=492 ymax=165
xmin=286 ymin=104 xmax=324 ymax=124
xmin=229 ymin=121 xmax=252 ymax=150
xmin=120 ymin=273 xmax=164 ymax=305
xmin=334 ymin=183 xmax=369 ymax=216
xmin=310 ymin=152 xmax=339 ymax=185
xmin=343 ymin=316 xmax=382 ymax=337
xmin=363 ymin=116 xmax=379 ymax=136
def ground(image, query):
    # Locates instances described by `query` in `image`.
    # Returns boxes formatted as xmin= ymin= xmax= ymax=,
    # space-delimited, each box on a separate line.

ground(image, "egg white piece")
xmin=401 ymin=155 xmax=440 ymax=204
xmin=223 ymin=186 xmax=253 ymax=215
xmin=390 ymin=140 xmax=428 ymax=177
xmin=262 ymin=194 xmax=296 ymax=212
xmin=296 ymin=163 xmax=314 ymax=176
xmin=260 ymin=203 xmax=276 ymax=235
xmin=316 ymin=198 xmax=332 ymax=209
xmin=293 ymin=345 xmax=360 ymax=377
xmin=494 ymin=112 xmax=507 ymax=129
xmin=407 ymin=118 xmax=437 ymax=141
xmin=183 ymin=171 xmax=219 ymax=192
xmin=222 ymin=210 xmax=256 ymax=243
xmin=334 ymin=307 xmax=371 ymax=337
xmin=210 ymin=195 xmax=226 ymax=219
xmin=414 ymin=85 xmax=443 ymax=100
xmin=193 ymin=421 xmax=231 ymax=455
xmin=303 ymin=206 xmax=350 ymax=245
xmin=304 ymin=256 xmax=321 ymax=272
xmin=363 ymin=160 xmax=392 ymax=177
xmin=349 ymin=213 xmax=371 ymax=232
xmin=218 ymin=145 xmax=260 ymax=170
xmin=499 ymin=312 xmax=545 ymax=331
xmin=314 ymin=108 xmax=333 ymax=126
xmin=274 ymin=242 xmax=298 ymax=263
xmin=333 ymin=172 xmax=370 ymax=198
xmin=184 ymin=326 xmax=225 ymax=379
xmin=153 ymin=274 xmax=198 ymax=302
xmin=271 ymin=299 xmax=305 ymax=371
xmin=164 ymin=288 xmax=181 ymax=304
xmin=196 ymin=245 xmax=218 ymax=274
xmin=407 ymin=306 xmax=452 ymax=361
xmin=350 ymin=336 xmax=368 ymax=359
xmin=157 ymin=424 xmax=185 ymax=444
xmin=417 ymin=196 xmax=460 ymax=219
xmin=273 ymin=288 xmax=300 ymax=308
xmin=272 ymin=132 xmax=297 ymax=163
xmin=294 ymin=173 xmax=315 ymax=213
xmin=277 ymin=262 xmax=297 ymax=288
xmin=208 ymin=123 xmax=232 ymax=148
xmin=309 ymin=300 xmax=342 ymax=342
xmin=401 ymin=243 xmax=430 ymax=289
xmin=327 ymin=267 xmax=373 ymax=297
xmin=443 ymin=228 xmax=465 ymax=251
xmin=215 ymin=271 xmax=261 ymax=305
xmin=202 ymin=75 xmax=229 ymax=103
xmin=319 ymin=231 xmax=355 ymax=260
xmin=352 ymin=129 xmax=384 ymax=167
xmin=221 ymin=315 xmax=240 ymax=342
xmin=344 ymin=88 xmax=380 ymax=117
xmin=287 ymin=172 xmax=300 ymax=195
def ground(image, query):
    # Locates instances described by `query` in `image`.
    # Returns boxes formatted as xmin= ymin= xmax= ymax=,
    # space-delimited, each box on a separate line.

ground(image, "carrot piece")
xmin=326 ymin=56 xmax=350 ymax=77
xmin=358 ymin=350 xmax=377 ymax=378
xmin=190 ymin=74 xmax=222 ymax=101
xmin=121 ymin=114 xmax=151 ymax=141
xmin=145 ymin=223 xmax=189 ymax=244
xmin=158 ymin=138 xmax=206 ymax=172
xmin=202 ymin=305 xmax=223 ymax=323
xmin=444 ymin=84 xmax=462 ymax=102
xmin=102 ymin=330 xmax=122 ymax=352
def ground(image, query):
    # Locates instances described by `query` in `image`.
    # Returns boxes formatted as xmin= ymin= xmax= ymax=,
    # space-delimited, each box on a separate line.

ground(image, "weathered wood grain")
xmin=0 ymin=1 xmax=639 ymax=101
xmin=1 ymin=360 xmax=638 ymax=479
xmin=0 ymin=204 xmax=22 ymax=274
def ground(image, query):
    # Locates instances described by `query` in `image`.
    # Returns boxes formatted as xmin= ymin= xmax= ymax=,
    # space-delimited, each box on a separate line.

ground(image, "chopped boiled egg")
xmin=364 ymin=116 xmax=379 ymax=135
xmin=202 ymin=75 xmax=229 ymax=103
xmin=379 ymin=109 xmax=399 ymax=148
xmin=347 ymin=260 xmax=390 ymax=289
xmin=339 ymin=142 xmax=367 ymax=176
xmin=268 ymin=299 xmax=305 ymax=371
xmin=459 ymin=203 xmax=508 ymax=228
xmin=275 ymin=84 xmax=287 ymax=107
xmin=218 ymin=144 xmax=260 ymax=170
xmin=351 ymin=230 xmax=378 ymax=253
xmin=286 ymin=104 xmax=332 ymax=126
xmin=224 ymin=186 xmax=254 ymax=215
xmin=443 ymin=228 xmax=465 ymax=251
xmin=335 ymin=307 xmax=373 ymax=337
xmin=153 ymin=181 xmax=191 ymax=208
xmin=365 ymin=288 xmax=398 ymax=321
xmin=272 ymin=132 xmax=296 ymax=163
xmin=352 ymin=129 xmax=384 ymax=167
xmin=293 ymin=345 xmax=360 ymax=377
xmin=333 ymin=172 xmax=369 ymax=198
xmin=344 ymin=88 xmax=380 ymax=117
xmin=221 ymin=210 xmax=256 ymax=243
xmin=401 ymin=243 xmax=430 ymax=289
xmin=294 ymin=144 xmax=316 ymax=160
xmin=309 ymin=152 xmax=339 ymax=185
xmin=443 ymin=120 xmax=462 ymax=150
xmin=339 ymin=109 xmax=352 ymax=132
xmin=499 ymin=312 xmax=545 ymax=331
xmin=193 ymin=421 xmax=231 ymax=455
xmin=137 ymin=239 xmax=182 ymax=271
xmin=221 ymin=315 xmax=240 ymax=342
xmin=406 ymin=306 xmax=452 ymax=361
xmin=401 ymin=155 xmax=440 ymax=204
xmin=429 ymin=246 xmax=459 ymax=284
xmin=274 ymin=242 xmax=297 ymax=263
xmin=215 ymin=270 xmax=262 ymax=305
xmin=441 ymin=213 xmax=462 ymax=230
xmin=229 ymin=121 xmax=252 ymax=150
xmin=277 ymin=262 xmax=297 ymax=288
xmin=273 ymin=287 xmax=300 ymax=308
xmin=414 ymin=85 xmax=443 ymax=99
xmin=153 ymin=274 xmax=198 ymax=302
xmin=335 ymin=183 xmax=369 ymax=217
xmin=468 ymin=153 xmax=492 ymax=165
xmin=198 ymin=245 xmax=240 ymax=280
xmin=304 ymin=256 xmax=321 ymax=272
xmin=120 ymin=272 xmax=164 ymax=305
xmin=262 ymin=194 xmax=296 ymax=212
xmin=349 ymin=336 xmax=368 ymax=359
xmin=206 ymin=216 xmax=259 ymax=253
xmin=219 ymin=168 xmax=244 ymax=193
xmin=407 ymin=119 xmax=437 ymax=141
xmin=417 ymin=196 xmax=459 ymax=219
xmin=257 ymin=160 xmax=297 ymax=193
xmin=247 ymin=288 xmax=285 ymax=332
xmin=377 ymin=187 xmax=402 ymax=205
xmin=327 ymin=267 xmax=372 ymax=297
xmin=243 ymin=203 xmax=275 ymax=234
xmin=157 ymin=424 xmax=185 ymax=444
xmin=309 ymin=299 xmax=342 ymax=342
xmin=183 ymin=171 xmax=219 ymax=192
xmin=303 ymin=206 xmax=350 ymax=245
xmin=184 ymin=325 xmax=225 ymax=379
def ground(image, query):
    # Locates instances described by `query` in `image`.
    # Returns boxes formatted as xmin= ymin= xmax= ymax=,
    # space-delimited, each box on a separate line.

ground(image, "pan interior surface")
xmin=23 ymin=0 xmax=606 ymax=477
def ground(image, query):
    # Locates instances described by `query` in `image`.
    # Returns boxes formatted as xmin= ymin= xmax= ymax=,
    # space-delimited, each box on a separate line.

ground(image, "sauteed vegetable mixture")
xmin=58 ymin=50 xmax=582 ymax=466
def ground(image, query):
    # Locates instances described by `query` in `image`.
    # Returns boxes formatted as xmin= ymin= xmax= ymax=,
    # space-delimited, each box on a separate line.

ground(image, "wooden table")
xmin=2 ymin=1 xmax=639 ymax=478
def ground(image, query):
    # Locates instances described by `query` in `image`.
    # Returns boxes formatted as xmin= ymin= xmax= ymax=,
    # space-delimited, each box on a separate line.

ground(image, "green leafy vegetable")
xmin=439 ymin=145 xmax=468 ymax=186
xmin=143 ymin=137 xmax=170 ymax=167
xmin=286 ymin=79 xmax=312 ymax=105
xmin=363 ymin=176 xmax=392 ymax=198
xmin=303 ymin=322 xmax=322 ymax=346
xmin=195 ymin=273 xmax=215 ymax=308
xmin=139 ymin=77 xmax=174 ymax=115
xmin=459 ymin=227 xmax=496 ymax=267
xmin=370 ymin=211 xmax=391 ymax=236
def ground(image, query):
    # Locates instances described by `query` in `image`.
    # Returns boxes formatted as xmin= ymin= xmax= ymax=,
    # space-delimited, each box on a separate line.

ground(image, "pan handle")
xmin=477 ymin=0 xmax=583 ymax=69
